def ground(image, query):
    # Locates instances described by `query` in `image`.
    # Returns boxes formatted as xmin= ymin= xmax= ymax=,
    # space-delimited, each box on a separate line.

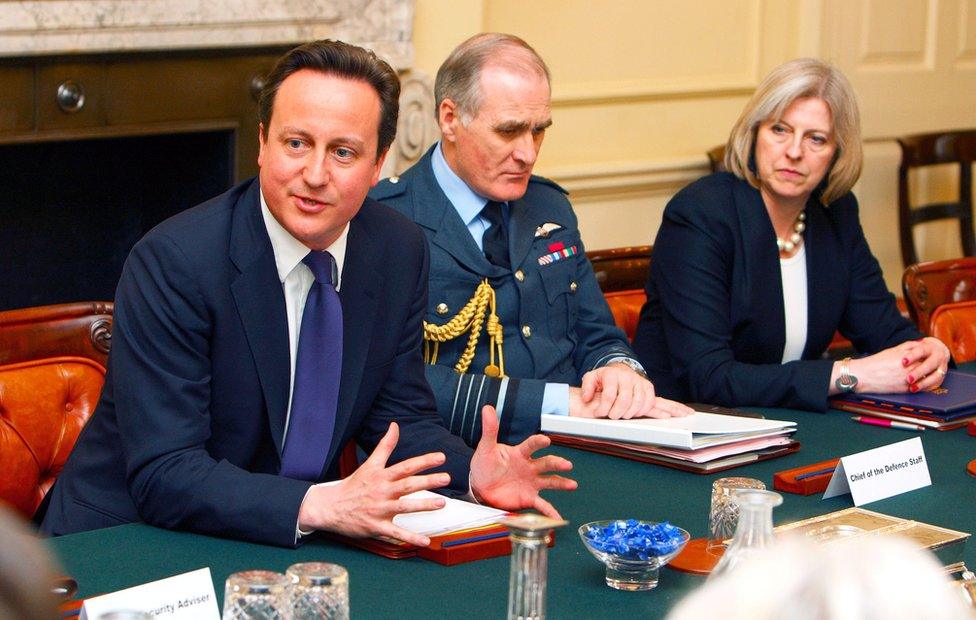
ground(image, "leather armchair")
xmin=902 ymin=257 xmax=976 ymax=335
xmin=0 ymin=302 xmax=112 ymax=518
xmin=929 ymin=300 xmax=976 ymax=363
xmin=587 ymin=246 xmax=653 ymax=341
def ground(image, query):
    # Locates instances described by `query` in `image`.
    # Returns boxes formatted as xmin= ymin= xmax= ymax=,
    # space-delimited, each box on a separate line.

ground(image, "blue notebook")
xmin=831 ymin=370 xmax=976 ymax=421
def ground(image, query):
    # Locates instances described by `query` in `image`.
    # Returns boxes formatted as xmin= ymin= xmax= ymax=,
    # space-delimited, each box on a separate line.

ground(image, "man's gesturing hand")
xmin=470 ymin=405 xmax=577 ymax=518
xmin=297 ymin=422 xmax=452 ymax=547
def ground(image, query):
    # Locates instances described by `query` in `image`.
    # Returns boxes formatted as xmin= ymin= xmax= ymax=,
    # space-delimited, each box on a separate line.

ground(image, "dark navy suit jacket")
xmin=633 ymin=173 xmax=920 ymax=411
xmin=42 ymin=179 xmax=473 ymax=547
xmin=370 ymin=147 xmax=635 ymax=445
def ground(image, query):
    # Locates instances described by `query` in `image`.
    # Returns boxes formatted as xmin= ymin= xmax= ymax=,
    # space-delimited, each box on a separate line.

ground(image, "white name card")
xmin=81 ymin=567 xmax=219 ymax=620
xmin=823 ymin=437 xmax=931 ymax=506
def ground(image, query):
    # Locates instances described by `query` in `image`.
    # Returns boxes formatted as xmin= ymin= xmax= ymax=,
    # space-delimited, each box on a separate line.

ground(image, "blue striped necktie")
xmin=280 ymin=250 xmax=342 ymax=480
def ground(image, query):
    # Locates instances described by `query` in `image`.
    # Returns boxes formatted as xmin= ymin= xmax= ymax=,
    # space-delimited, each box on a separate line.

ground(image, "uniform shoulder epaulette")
xmin=370 ymin=175 xmax=408 ymax=200
xmin=528 ymin=175 xmax=569 ymax=195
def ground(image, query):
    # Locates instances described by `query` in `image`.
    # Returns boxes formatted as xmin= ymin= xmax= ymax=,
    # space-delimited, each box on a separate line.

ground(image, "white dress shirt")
xmin=780 ymin=244 xmax=809 ymax=363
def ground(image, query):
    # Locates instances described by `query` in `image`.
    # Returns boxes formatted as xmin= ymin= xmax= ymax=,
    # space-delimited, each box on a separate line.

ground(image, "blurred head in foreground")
xmin=667 ymin=536 xmax=973 ymax=620
xmin=0 ymin=505 xmax=61 ymax=619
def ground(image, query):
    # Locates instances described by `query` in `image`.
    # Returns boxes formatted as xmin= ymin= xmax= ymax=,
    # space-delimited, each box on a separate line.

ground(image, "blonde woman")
xmin=633 ymin=58 xmax=950 ymax=410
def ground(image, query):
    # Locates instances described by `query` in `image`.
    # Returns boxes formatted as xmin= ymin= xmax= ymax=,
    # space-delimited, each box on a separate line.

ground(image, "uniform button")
xmin=515 ymin=270 xmax=525 ymax=282
xmin=522 ymin=325 xmax=532 ymax=338
xmin=389 ymin=176 xmax=400 ymax=184
xmin=570 ymin=281 xmax=578 ymax=292
xmin=436 ymin=303 xmax=449 ymax=315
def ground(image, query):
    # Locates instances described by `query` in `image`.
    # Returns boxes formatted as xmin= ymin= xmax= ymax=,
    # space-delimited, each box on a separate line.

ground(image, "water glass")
xmin=222 ymin=570 xmax=291 ymax=619
xmin=286 ymin=562 xmax=349 ymax=620
xmin=707 ymin=477 xmax=766 ymax=554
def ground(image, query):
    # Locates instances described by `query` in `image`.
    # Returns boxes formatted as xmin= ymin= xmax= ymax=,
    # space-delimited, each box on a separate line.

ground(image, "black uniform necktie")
xmin=481 ymin=200 xmax=510 ymax=269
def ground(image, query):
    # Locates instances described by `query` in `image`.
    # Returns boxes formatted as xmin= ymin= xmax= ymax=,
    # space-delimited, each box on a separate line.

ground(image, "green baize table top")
xmin=48 ymin=403 xmax=976 ymax=618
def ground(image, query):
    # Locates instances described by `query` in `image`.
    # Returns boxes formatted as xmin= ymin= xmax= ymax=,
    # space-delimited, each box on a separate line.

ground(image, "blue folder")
xmin=831 ymin=370 xmax=976 ymax=421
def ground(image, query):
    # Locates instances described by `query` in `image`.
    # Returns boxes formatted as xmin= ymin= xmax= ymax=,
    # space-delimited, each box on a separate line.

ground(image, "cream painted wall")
xmin=412 ymin=0 xmax=976 ymax=294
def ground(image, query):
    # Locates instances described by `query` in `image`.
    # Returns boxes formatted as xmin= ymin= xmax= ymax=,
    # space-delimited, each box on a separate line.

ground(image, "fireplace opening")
xmin=0 ymin=129 xmax=235 ymax=311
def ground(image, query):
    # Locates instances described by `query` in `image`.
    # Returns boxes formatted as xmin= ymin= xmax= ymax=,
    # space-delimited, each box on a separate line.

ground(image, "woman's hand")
xmin=901 ymin=337 xmax=952 ymax=392
xmin=832 ymin=338 xmax=951 ymax=394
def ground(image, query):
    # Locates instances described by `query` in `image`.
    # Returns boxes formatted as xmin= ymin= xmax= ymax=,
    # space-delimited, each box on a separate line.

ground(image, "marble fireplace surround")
xmin=0 ymin=0 xmax=438 ymax=175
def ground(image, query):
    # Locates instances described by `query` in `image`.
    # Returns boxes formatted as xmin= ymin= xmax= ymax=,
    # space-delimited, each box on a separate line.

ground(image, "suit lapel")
xmin=735 ymin=181 xmax=787 ymax=360
xmin=410 ymin=152 xmax=505 ymax=278
xmin=803 ymin=200 xmax=844 ymax=357
xmin=327 ymin=215 xmax=380 ymax=466
xmin=228 ymin=181 xmax=291 ymax=456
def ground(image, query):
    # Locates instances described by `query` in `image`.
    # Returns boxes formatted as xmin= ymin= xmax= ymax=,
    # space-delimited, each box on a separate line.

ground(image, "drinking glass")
xmin=286 ymin=562 xmax=349 ymax=620
xmin=709 ymin=488 xmax=783 ymax=579
xmin=222 ymin=570 xmax=291 ymax=620
xmin=706 ymin=477 xmax=766 ymax=555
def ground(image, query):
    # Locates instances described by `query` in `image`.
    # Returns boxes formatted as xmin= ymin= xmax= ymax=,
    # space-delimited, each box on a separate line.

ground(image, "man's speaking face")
xmin=258 ymin=69 xmax=387 ymax=250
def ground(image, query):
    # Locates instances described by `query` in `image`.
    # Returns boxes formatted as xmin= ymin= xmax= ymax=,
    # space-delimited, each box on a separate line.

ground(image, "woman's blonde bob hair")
xmin=724 ymin=58 xmax=862 ymax=206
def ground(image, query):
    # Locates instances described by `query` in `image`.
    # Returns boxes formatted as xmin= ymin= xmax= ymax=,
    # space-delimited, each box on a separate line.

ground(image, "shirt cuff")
xmin=296 ymin=483 xmax=324 ymax=543
xmin=542 ymin=382 xmax=570 ymax=416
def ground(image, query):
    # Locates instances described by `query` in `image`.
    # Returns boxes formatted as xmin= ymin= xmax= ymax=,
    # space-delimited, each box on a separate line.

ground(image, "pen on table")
xmin=852 ymin=415 xmax=925 ymax=432
xmin=794 ymin=466 xmax=837 ymax=480
xmin=440 ymin=531 xmax=510 ymax=548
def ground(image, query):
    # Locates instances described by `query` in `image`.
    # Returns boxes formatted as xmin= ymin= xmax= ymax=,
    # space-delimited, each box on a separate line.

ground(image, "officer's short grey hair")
xmin=434 ymin=32 xmax=551 ymax=123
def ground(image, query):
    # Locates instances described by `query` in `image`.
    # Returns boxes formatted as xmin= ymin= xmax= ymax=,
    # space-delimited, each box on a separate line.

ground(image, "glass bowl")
xmin=578 ymin=520 xmax=690 ymax=591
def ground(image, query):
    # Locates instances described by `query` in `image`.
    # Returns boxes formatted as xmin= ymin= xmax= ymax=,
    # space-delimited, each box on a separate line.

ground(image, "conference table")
xmin=48 ymin=402 xmax=975 ymax=618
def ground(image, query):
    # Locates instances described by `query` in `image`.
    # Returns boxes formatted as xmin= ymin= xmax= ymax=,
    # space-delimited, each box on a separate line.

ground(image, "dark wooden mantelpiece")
xmin=0 ymin=47 xmax=295 ymax=180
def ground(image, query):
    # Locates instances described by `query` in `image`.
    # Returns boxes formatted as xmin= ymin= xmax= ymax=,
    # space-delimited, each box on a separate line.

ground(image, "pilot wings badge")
xmin=534 ymin=222 xmax=563 ymax=238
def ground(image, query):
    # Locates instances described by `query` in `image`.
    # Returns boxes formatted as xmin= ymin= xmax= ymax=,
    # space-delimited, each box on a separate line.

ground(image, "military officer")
xmin=370 ymin=33 xmax=692 ymax=445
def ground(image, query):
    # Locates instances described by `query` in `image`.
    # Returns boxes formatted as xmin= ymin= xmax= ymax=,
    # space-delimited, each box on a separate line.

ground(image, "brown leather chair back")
xmin=0 ymin=302 xmax=113 ymax=518
xmin=587 ymin=246 xmax=653 ymax=340
xmin=896 ymin=130 xmax=976 ymax=267
xmin=930 ymin=300 xmax=976 ymax=363
xmin=902 ymin=257 xmax=976 ymax=334
xmin=707 ymin=145 xmax=728 ymax=173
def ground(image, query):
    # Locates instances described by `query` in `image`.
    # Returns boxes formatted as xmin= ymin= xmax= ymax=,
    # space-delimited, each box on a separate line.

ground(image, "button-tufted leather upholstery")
xmin=0 ymin=302 xmax=113 ymax=519
xmin=930 ymin=300 xmax=976 ymax=363
xmin=902 ymin=257 xmax=976 ymax=335
xmin=0 ymin=357 xmax=105 ymax=518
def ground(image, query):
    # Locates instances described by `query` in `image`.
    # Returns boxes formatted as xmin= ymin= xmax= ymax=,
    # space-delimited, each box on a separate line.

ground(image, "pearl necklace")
xmin=776 ymin=211 xmax=806 ymax=253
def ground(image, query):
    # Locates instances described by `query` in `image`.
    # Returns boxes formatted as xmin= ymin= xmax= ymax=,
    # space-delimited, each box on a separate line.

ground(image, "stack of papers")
xmin=323 ymin=487 xmax=514 ymax=565
xmin=392 ymin=491 xmax=507 ymax=536
xmin=541 ymin=411 xmax=799 ymax=473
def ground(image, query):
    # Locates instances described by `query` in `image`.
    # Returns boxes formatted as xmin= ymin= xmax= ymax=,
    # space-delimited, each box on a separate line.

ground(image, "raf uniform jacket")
xmin=369 ymin=146 xmax=636 ymax=445
xmin=632 ymin=172 xmax=921 ymax=411
xmin=41 ymin=178 xmax=473 ymax=548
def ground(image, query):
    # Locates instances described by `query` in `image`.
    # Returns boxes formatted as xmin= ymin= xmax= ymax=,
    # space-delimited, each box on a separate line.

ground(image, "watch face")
xmin=836 ymin=376 xmax=858 ymax=393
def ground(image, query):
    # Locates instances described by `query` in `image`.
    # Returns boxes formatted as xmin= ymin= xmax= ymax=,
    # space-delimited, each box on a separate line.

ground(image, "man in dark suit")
xmin=42 ymin=40 xmax=575 ymax=548
xmin=370 ymin=33 xmax=691 ymax=445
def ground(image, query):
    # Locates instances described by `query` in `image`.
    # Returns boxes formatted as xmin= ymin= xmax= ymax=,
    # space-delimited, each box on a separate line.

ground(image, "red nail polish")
xmin=902 ymin=358 xmax=909 ymax=366
xmin=907 ymin=375 xmax=914 ymax=384
xmin=910 ymin=385 xmax=919 ymax=393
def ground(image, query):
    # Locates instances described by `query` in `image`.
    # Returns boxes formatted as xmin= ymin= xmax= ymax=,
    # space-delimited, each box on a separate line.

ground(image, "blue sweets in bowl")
xmin=578 ymin=519 xmax=690 ymax=591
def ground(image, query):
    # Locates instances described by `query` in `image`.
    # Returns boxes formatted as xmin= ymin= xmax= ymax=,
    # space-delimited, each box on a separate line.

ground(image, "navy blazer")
xmin=633 ymin=173 xmax=920 ymax=411
xmin=42 ymin=179 xmax=473 ymax=547
xmin=370 ymin=147 xmax=635 ymax=444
